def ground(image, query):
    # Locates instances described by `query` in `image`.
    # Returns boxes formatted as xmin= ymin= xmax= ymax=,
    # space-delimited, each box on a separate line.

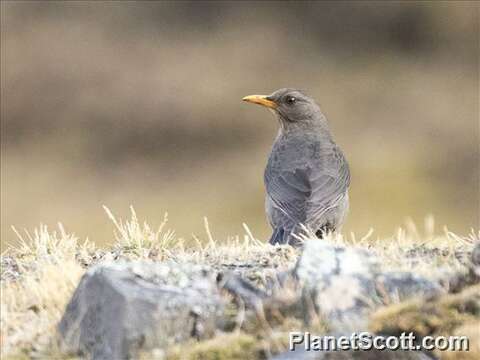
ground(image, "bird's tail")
xmin=269 ymin=227 xmax=303 ymax=247
xmin=269 ymin=227 xmax=286 ymax=245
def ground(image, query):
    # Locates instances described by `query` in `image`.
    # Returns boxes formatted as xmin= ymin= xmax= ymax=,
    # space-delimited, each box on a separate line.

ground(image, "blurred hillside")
xmin=1 ymin=1 xmax=479 ymax=248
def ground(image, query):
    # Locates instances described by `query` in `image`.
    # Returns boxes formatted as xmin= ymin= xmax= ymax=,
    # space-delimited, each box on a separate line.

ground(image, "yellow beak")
xmin=242 ymin=95 xmax=277 ymax=109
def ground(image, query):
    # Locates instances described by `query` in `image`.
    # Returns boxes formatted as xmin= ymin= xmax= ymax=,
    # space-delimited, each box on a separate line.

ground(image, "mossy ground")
xmin=370 ymin=285 xmax=480 ymax=360
xmin=164 ymin=333 xmax=262 ymax=360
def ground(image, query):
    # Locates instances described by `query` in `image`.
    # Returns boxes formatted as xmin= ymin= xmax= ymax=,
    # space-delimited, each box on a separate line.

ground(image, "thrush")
xmin=243 ymin=88 xmax=350 ymax=246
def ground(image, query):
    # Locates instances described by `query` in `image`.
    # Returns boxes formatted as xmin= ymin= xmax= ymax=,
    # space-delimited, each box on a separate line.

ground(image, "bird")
xmin=243 ymin=88 xmax=350 ymax=246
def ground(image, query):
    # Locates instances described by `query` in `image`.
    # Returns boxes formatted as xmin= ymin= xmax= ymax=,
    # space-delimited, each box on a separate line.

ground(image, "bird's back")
xmin=265 ymin=128 xmax=350 ymax=243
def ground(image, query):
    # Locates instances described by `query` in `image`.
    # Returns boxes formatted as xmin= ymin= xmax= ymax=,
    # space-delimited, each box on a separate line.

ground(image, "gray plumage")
xmin=244 ymin=88 xmax=350 ymax=246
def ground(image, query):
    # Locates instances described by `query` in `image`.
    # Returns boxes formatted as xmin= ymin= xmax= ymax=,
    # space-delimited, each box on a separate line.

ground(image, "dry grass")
xmin=0 ymin=208 xmax=477 ymax=358
xmin=0 ymin=226 xmax=87 ymax=358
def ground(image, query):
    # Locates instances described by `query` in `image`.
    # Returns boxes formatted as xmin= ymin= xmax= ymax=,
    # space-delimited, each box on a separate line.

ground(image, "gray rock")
xmin=292 ymin=241 xmax=378 ymax=330
xmin=219 ymin=272 xmax=268 ymax=309
xmin=291 ymin=240 xmax=443 ymax=331
xmin=375 ymin=272 xmax=442 ymax=302
xmin=58 ymin=261 xmax=224 ymax=359
xmin=294 ymin=241 xmax=380 ymax=286
xmin=439 ymin=258 xmax=480 ymax=293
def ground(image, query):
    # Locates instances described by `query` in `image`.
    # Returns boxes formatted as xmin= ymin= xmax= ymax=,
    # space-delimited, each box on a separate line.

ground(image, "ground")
xmin=0 ymin=207 xmax=478 ymax=359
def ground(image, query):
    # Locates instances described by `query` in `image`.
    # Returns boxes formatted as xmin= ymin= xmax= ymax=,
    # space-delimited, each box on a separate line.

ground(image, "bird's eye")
xmin=286 ymin=96 xmax=296 ymax=105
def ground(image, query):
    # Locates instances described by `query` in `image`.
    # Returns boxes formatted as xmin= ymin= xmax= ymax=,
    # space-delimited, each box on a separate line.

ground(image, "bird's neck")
xmin=278 ymin=114 xmax=333 ymax=140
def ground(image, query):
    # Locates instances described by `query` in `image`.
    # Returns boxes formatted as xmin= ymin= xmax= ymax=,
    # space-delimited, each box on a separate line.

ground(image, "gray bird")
xmin=243 ymin=88 xmax=350 ymax=246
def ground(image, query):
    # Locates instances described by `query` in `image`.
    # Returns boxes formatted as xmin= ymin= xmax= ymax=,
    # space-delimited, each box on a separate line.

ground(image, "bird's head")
xmin=243 ymin=88 xmax=325 ymax=131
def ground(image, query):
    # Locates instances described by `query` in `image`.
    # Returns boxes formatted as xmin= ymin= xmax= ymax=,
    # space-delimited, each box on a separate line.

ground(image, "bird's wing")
xmin=265 ymin=166 xmax=311 ymax=224
xmin=265 ymin=145 xmax=350 ymax=225
xmin=307 ymin=145 xmax=350 ymax=221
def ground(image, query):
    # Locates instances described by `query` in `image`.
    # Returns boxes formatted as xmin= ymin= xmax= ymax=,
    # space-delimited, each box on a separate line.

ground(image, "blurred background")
xmin=1 ymin=1 xmax=479 ymax=249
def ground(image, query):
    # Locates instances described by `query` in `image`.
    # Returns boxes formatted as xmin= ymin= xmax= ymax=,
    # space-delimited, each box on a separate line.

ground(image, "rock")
xmin=289 ymin=240 xmax=443 ymax=331
xmin=219 ymin=272 xmax=268 ymax=309
xmin=56 ymin=239 xmax=469 ymax=359
xmin=375 ymin=272 xmax=442 ymax=302
xmin=294 ymin=241 xmax=380 ymax=285
xmin=58 ymin=261 xmax=224 ymax=359
xmin=292 ymin=241 xmax=379 ymax=330
xmin=439 ymin=242 xmax=480 ymax=293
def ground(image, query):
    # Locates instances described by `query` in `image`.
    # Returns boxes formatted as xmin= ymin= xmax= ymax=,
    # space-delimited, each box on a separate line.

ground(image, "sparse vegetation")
xmin=1 ymin=208 xmax=477 ymax=358
xmin=370 ymin=285 xmax=480 ymax=359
